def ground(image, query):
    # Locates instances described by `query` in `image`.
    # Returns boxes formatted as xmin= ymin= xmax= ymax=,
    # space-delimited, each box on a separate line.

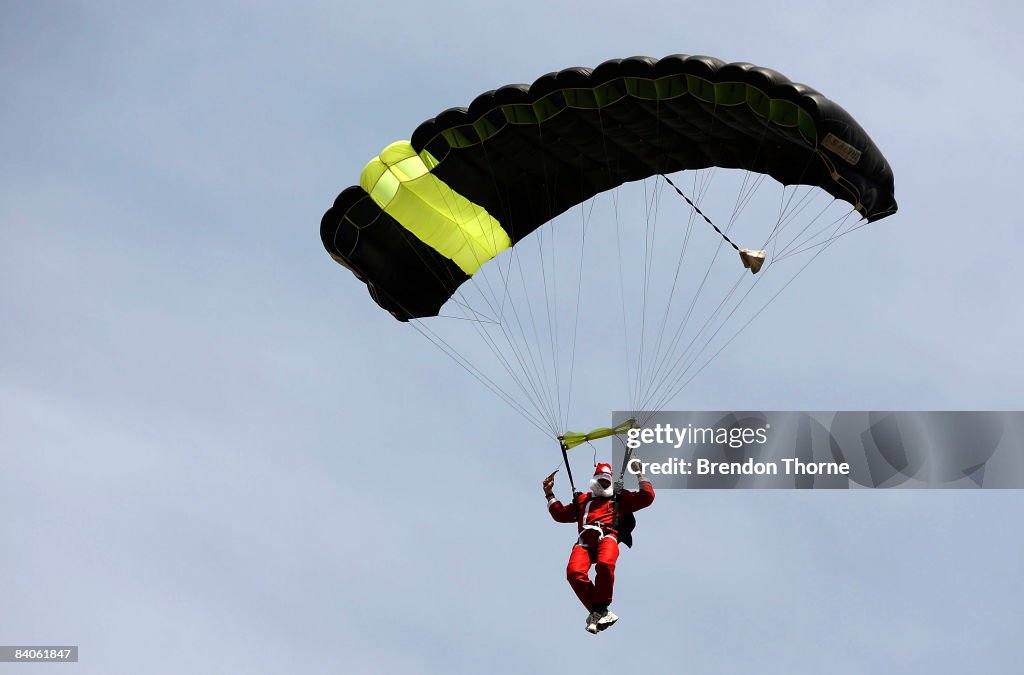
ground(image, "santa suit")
xmin=547 ymin=476 xmax=654 ymax=612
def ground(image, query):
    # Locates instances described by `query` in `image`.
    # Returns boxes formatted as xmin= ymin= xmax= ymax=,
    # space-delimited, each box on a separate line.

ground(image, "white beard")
xmin=590 ymin=478 xmax=613 ymax=498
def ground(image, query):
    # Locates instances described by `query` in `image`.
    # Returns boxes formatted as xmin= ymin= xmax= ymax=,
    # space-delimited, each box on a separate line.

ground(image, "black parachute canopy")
xmin=321 ymin=54 xmax=897 ymax=321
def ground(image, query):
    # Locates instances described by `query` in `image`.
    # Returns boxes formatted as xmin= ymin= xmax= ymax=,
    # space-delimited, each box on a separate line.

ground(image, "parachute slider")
xmin=739 ymin=248 xmax=766 ymax=274
xmin=559 ymin=418 xmax=638 ymax=451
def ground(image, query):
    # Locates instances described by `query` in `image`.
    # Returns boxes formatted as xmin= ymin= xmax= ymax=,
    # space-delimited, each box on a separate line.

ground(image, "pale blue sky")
xmin=3 ymin=2 xmax=1023 ymax=673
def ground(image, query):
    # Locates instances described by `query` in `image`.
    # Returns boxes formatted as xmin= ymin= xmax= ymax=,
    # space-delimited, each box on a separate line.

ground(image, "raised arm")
xmin=543 ymin=470 xmax=578 ymax=523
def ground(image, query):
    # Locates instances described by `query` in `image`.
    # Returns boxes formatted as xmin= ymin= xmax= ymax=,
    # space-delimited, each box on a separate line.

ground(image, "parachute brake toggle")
xmin=739 ymin=249 xmax=766 ymax=274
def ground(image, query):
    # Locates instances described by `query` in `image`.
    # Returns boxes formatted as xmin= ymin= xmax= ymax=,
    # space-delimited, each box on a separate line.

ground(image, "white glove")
xmin=631 ymin=454 xmax=648 ymax=482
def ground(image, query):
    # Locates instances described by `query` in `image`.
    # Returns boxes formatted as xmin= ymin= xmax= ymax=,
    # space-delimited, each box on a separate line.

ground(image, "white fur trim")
xmin=590 ymin=477 xmax=613 ymax=498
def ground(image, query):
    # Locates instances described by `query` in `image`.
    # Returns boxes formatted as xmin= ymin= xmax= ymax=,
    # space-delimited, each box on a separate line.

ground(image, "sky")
xmin=2 ymin=1 xmax=1023 ymax=673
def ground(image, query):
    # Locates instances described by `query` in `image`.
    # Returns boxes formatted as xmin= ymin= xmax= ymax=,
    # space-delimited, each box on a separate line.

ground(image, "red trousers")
xmin=566 ymin=537 xmax=619 ymax=611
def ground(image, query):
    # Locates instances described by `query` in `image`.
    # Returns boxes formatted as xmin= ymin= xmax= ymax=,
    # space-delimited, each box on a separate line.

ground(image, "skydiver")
xmin=543 ymin=461 xmax=654 ymax=633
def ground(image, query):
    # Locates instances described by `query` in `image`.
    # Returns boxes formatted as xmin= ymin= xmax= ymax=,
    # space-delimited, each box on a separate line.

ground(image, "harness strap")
xmin=574 ymin=495 xmax=621 ymax=547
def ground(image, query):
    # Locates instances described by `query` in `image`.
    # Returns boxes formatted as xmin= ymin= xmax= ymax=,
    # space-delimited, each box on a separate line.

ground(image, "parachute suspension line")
xmin=776 ymin=185 xmax=818 ymax=233
xmin=641 ymin=203 xmax=768 ymax=413
xmin=631 ymin=177 xmax=652 ymax=415
xmin=642 ymin=191 xmax=859 ymax=419
xmin=761 ymin=184 xmax=814 ymax=263
xmin=431 ymin=313 xmax=500 ymax=323
xmin=477 ymin=143 xmax=524 ymax=329
xmin=731 ymin=172 xmax=768 ymax=227
xmin=640 ymin=271 xmax=750 ymax=415
xmin=632 ymin=98 xmax=669 ymax=421
xmin=612 ymin=182 xmax=638 ymax=411
xmin=633 ymin=176 xmax=655 ymax=415
xmin=643 ymin=273 xmax=754 ymax=414
xmin=667 ymin=273 xmax=749 ymax=387
xmin=643 ymin=166 xmax=758 ymax=395
xmin=773 ymin=209 xmax=862 ymax=263
xmin=473 ymin=193 xmax=561 ymax=433
xmin=634 ymin=100 xmax=757 ymax=415
xmin=661 ymin=174 xmax=740 ymax=252
xmin=762 ymin=150 xmax=828 ymax=255
xmin=643 ymin=168 xmax=773 ymax=406
xmin=528 ymin=224 xmax=561 ymax=432
xmin=391 ymin=225 xmax=500 ymax=324
xmin=408 ymin=319 xmax=551 ymax=437
xmin=447 ymin=211 xmax=562 ymax=433
xmin=647 ymin=229 xmax=848 ymax=415
xmin=419 ymin=162 xmax=564 ymax=435
xmin=639 ymin=174 xmax=699 ymax=401
xmin=641 ymin=173 xmax=734 ymax=402
xmin=765 ymin=188 xmax=832 ymax=256
xmin=791 ymin=214 xmax=874 ymax=261
xmin=469 ymin=307 xmax=562 ymax=435
xmin=525 ymin=123 xmax=572 ymax=434
xmin=633 ymin=174 xmax=665 ymax=418
xmin=442 ymin=273 xmax=559 ymax=434
xmin=769 ymin=185 xmax=795 ymax=260
xmin=535 ymin=225 xmax=564 ymax=436
xmin=645 ymin=225 xmax=782 ymax=414
xmin=819 ymin=215 xmax=874 ymax=246
xmin=492 ymin=243 xmax=557 ymax=431
xmin=727 ymin=126 xmax=774 ymax=230
xmin=476 ymin=141 xmax=522 ymax=323
xmin=384 ymin=223 xmax=555 ymax=431
xmin=641 ymin=167 xmax=716 ymax=390
xmin=638 ymin=142 xmax=779 ymax=416
xmin=630 ymin=97 xmax=671 ymax=419
xmin=550 ymin=218 xmax=565 ymax=431
xmin=445 ymin=284 xmax=502 ymax=325
xmin=562 ymin=197 xmax=597 ymax=433
xmin=367 ymin=234 xmax=494 ymax=329
xmin=511 ymin=232 xmax=556 ymax=428
xmin=449 ymin=246 xmax=561 ymax=436
xmin=421 ymin=172 xmax=507 ymax=320
xmin=774 ymin=205 xmax=855 ymax=261
xmin=606 ymin=138 xmax=636 ymax=412
xmin=638 ymin=174 xmax=674 ymax=416
xmin=510 ymin=233 xmax=561 ymax=432
xmin=644 ymin=280 xmax=758 ymax=418
xmin=642 ymin=176 xmax=669 ymax=393
xmin=763 ymin=182 xmax=859 ymax=263
xmin=643 ymin=169 xmax=773 ymax=407
xmin=443 ymin=128 xmax=564 ymax=435
xmin=533 ymin=122 xmax=566 ymax=430
xmin=593 ymin=107 xmax=637 ymax=413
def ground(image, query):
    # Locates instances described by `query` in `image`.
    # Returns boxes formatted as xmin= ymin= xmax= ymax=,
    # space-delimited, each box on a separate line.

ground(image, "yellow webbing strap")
xmin=558 ymin=418 xmax=638 ymax=450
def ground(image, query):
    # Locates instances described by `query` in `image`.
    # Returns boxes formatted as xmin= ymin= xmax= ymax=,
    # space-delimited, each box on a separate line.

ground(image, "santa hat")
xmin=593 ymin=463 xmax=613 ymax=480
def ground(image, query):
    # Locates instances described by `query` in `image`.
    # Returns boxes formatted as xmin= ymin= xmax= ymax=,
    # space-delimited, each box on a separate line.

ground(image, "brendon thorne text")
xmin=627 ymin=457 xmax=850 ymax=476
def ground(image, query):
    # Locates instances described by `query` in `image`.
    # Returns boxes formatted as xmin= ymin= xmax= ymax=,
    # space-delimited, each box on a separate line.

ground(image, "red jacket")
xmin=548 ymin=481 xmax=655 ymax=539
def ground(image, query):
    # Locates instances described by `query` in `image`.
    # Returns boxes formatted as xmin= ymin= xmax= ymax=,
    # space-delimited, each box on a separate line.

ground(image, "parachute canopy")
xmin=321 ymin=54 xmax=896 ymax=322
